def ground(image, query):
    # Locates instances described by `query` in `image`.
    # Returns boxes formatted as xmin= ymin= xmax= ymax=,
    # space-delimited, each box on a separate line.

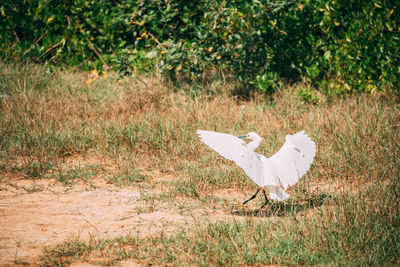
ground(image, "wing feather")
xmin=196 ymin=130 xmax=264 ymax=187
xmin=268 ymin=131 xmax=316 ymax=189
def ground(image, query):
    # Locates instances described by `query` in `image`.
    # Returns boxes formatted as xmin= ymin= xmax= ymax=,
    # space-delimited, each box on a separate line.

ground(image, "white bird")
xmin=196 ymin=130 xmax=316 ymax=211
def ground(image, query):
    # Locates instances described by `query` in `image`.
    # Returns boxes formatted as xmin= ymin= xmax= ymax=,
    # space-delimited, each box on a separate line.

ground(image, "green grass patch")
xmin=51 ymin=164 xmax=101 ymax=186
xmin=108 ymin=167 xmax=148 ymax=187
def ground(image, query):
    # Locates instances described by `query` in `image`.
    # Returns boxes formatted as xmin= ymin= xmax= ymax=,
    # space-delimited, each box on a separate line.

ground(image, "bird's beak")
xmin=237 ymin=135 xmax=247 ymax=139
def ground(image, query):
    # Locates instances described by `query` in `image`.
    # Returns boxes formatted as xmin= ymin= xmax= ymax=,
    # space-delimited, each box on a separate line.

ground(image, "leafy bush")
xmin=1 ymin=0 xmax=399 ymax=95
xmin=154 ymin=0 xmax=399 ymax=95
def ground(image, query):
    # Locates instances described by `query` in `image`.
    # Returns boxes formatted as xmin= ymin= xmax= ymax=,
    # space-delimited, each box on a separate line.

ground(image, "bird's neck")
xmin=247 ymin=138 xmax=262 ymax=151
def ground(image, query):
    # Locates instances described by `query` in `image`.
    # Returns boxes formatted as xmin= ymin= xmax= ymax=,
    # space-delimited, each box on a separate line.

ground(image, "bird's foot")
xmin=253 ymin=206 xmax=268 ymax=216
xmin=253 ymin=203 xmax=270 ymax=217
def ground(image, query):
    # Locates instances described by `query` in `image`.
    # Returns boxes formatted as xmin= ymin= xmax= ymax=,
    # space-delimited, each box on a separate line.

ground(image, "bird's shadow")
xmin=231 ymin=193 xmax=328 ymax=218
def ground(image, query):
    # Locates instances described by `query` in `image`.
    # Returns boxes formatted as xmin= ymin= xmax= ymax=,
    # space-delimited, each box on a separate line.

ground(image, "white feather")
xmin=196 ymin=130 xmax=316 ymax=201
xmin=196 ymin=130 xmax=264 ymax=187
xmin=268 ymin=131 xmax=316 ymax=190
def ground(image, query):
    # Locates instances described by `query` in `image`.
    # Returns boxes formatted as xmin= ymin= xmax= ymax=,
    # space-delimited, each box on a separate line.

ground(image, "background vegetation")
xmin=1 ymin=0 xmax=399 ymax=96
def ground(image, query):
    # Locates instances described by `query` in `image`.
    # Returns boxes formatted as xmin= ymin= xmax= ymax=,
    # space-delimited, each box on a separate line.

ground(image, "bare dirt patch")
xmin=1 ymin=185 xmax=139 ymax=265
xmin=0 ymin=176 xmax=259 ymax=265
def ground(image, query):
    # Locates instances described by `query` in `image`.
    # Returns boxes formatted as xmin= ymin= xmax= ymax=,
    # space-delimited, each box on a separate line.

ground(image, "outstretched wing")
xmin=268 ymin=131 xmax=316 ymax=189
xmin=196 ymin=130 xmax=264 ymax=187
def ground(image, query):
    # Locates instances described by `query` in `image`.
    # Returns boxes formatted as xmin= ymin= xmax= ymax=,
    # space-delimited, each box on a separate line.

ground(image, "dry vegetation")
xmin=0 ymin=63 xmax=399 ymax=266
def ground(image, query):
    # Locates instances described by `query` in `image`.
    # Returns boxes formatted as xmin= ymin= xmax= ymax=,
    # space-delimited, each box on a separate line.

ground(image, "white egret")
xmin=196 ymin=130 xmax=316 ymax=211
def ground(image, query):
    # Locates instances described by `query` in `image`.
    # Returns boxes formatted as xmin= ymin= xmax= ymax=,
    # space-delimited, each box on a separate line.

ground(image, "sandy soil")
xmin=0 ymin=176 xmax=248 ymax=266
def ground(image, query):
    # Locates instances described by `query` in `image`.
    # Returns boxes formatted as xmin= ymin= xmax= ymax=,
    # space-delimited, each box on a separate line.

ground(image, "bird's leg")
xmin=242 ymin=189 xmax=260 ymax=205
xmin=253 ymin=190 xmax=270 ymax=216
xmin=258 ymin=190 xmax=269 ymax=210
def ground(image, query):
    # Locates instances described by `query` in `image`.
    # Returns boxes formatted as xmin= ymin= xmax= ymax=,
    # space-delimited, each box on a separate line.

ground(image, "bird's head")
xmin=238 ymin=132 xmax=262 ymax=141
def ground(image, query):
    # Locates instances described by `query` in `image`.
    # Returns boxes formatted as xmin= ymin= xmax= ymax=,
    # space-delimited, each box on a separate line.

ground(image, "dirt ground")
xmin=0 ymin=174 xmax=254 ymax=266
xmin=0 ymin=155 xmax=333 ymax=266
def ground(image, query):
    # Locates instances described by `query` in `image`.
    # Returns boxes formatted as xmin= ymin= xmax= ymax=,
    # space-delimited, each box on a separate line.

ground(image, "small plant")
xmin=40 ymin=239 xmax=92 ymax=267
xmin=298 ymin=87 xmax=320 ymax=104
xmin=108 ymin=168 xmax=148 ymax=187
xmin=253 ymin=72 xmax=282 ymax=93
xmin=23 ymin=160 xmax=55 ymax=178
xmin=54 ymin=165 xmax=100 ymax=186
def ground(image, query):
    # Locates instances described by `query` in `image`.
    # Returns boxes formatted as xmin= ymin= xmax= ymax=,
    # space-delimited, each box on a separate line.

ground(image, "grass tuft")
xmin=108 ymin=167 xmax=148 ymax=187
xmin=40 ymin=239 xmax=91 ymax=267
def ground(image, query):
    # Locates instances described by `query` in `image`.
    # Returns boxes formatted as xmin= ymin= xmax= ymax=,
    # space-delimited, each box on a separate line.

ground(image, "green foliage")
xmin=253 ymin=72 xmax=282 ymax=93
xmin=0 ymin=0 xmax=399 ymax=95
xmin=155 ymin=0 xmax=399 ymax=95
xmin=113 ymin=48 xmax=155 ymax=76
xmin=298 ymin=87 xmax=320 ymax=104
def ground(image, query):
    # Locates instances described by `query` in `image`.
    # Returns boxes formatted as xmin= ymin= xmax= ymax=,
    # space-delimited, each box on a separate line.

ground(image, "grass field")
xmin=1 ymin=62 xmax=399 ymax=266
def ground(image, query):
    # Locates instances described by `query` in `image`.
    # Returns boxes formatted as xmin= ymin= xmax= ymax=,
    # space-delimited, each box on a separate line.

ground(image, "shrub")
xmin=1 ymin=0 xmax=398 ymax=95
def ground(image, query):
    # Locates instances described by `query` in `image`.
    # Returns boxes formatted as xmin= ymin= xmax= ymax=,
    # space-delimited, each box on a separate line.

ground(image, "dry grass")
xmin=1 ymin=63 xmax=399 ymax=266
